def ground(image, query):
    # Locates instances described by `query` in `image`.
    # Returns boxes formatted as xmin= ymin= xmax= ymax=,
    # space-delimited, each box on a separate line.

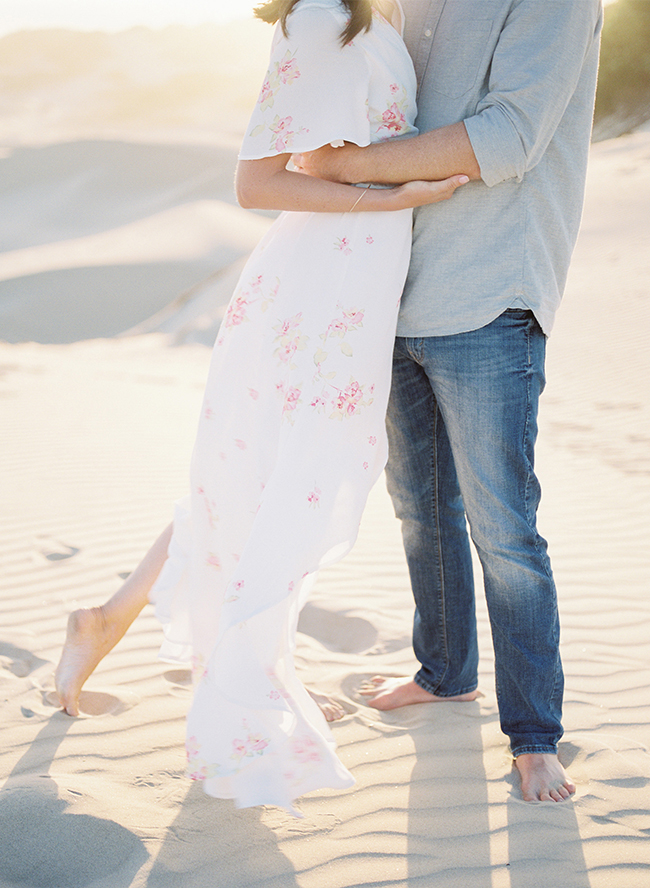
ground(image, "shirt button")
xmin=424 ymin=29 xmax=432 ymax=37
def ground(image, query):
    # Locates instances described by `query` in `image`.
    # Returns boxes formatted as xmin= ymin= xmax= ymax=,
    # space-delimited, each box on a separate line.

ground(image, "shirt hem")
xmin=395 ymin=304 xmax=552 ymax=339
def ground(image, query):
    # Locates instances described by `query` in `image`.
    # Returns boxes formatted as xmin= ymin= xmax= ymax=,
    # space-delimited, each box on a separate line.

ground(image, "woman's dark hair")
xmin=254 ymin=0 xmax=373 ymax=46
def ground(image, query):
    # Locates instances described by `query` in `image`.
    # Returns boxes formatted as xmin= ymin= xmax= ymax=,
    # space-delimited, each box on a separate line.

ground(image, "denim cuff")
xmin=414 ymin=673 xmax=478 ymax=699
xmin=509 ymin=745 xmax=559 ymax=759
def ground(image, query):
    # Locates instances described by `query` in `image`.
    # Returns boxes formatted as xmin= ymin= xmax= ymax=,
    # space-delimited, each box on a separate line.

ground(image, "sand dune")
xmin=0 ymin=139 xmax=273 ymax=343
xmin=1 ymin=128 xmax=650 ymax=887
xmin=0 ymin=22 xmax=272 ymax=145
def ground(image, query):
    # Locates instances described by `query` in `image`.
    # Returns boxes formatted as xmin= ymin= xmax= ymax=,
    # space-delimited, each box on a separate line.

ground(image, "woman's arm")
xmin=236 ymin=153 xmax=469 ymax=214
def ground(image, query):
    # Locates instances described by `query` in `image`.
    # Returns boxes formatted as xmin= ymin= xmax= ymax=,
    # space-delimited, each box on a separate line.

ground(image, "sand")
xmin=1 ymin=56 xmax=650 ymax=888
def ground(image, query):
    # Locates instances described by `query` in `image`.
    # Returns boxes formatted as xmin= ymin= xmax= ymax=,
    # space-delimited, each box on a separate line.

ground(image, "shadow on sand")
xmin=146 ymin=783 xmax=300 ymax=888
xmin=0 ymin=716 xmax=147 ymax=888
xmin=406 ymin=705 xmax=590 ymax=887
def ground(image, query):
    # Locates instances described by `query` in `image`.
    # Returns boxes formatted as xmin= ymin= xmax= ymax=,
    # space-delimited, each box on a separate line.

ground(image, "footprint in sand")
xmin=0 ymin=643 xmax=50 ymax=679
xmin=297 ymin=602 xmax=378 ymax=653
xmin=35 ymin=536 xmax=80 ymax=562
xmin=29 ymin=684 xmax=142 ymax=718
xmin=163 ymin=669 xmax=192 ymax=697
xmin=341 ymin=671 xmax=405 ymax=706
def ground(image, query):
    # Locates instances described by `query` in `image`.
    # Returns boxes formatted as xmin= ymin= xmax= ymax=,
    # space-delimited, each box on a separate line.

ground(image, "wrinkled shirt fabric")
xmin=397 ymin=0 xmax=603 ymax=337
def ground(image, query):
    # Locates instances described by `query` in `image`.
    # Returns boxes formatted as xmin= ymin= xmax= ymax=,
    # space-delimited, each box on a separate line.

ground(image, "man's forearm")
xmin=307 ymin=121 xmax=482 ymax=185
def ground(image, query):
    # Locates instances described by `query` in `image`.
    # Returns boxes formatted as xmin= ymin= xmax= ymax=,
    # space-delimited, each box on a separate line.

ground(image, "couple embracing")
xmin=56 ymin=0 xmax=603 ymax=812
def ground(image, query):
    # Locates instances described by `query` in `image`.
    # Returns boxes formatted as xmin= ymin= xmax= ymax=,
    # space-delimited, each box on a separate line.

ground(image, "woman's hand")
xmin=388 ymin=175 xmax=469 ymax=209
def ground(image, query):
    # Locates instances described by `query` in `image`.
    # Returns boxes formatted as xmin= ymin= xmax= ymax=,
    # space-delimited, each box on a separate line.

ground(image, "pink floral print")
xmin=323 ymin=305 xmax=365 ymax=342
xmin=307 ymin=486 xmax=321 ymax=508
xmin=186 ymin=735 xmax=220 ymax=780
xmin=291 ymin=735 xmax=323 ymax=765
xmin=269 ymin=114 xmax=308 ymax=153
xmin=225 ymin=581 xmax=242 ymax=603
xmin=273 ymin=312 xmax=308 ymax=368
xmin=372 ymin=83 xmax=411 ymax=139
xmin=330 ymin=378 xmax=373 ymax=420
xmin=190 ymin=655 xmax=208 ymax=680
xmin=380 ymin=102 xmax=407 ymax=133
xmin=334 ymin=236 xmax=352 ymax=256
xmin=276 ymin=381 xmax=303 ymax=424
xmin=196 ymin=486 xmax=218 ymax=529
xmin=256 ymin=51 xmax=301 ymax=114
xmin=258 ymin=78 xmax=274 ymax=111
xmin=224 ymin=275 xmax=279 ymax=330
xmin=310 ymin=389 xmax=328 ymax=412
xmin=230 ymin=721 xmax=271 ymax=763
xmin=276 ymin=51 xmax=301 ymax=85
xmin=224 ymin=292 xmax=250 ymax=329
xmin=265 ymin=667 xmax=293 ymax=703
xmin=312 ymin=303 xmax=366 ymax=367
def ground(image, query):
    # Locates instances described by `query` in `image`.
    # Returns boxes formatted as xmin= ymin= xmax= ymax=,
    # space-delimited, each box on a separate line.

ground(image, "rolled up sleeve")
xmin=464 ymin=0 xmax=603 ymax=187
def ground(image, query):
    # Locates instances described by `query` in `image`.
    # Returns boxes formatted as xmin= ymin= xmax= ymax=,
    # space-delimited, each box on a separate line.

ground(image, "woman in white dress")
xmin=55 ymin=0 xmax=468 ymax=814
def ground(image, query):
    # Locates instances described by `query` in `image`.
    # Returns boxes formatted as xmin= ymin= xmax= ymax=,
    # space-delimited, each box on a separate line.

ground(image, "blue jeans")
xmin=385 ymin=310 xmax=563 ymax=756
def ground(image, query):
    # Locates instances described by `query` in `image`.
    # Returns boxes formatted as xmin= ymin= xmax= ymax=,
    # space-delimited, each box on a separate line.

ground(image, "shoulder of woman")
xmin=285 ymin=0 xmax=350 ymax=37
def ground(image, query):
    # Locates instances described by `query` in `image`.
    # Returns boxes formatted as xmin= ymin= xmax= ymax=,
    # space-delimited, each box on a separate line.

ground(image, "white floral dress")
xmin=149 ymin=0 xmax=417 ymax=814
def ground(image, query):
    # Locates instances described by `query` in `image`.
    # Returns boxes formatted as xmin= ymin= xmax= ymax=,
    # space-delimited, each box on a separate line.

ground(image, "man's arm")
xmin=295 ymin=121 xmax=481 ymax=185
xmin=297 ymin=0 xmax=602 ymax=187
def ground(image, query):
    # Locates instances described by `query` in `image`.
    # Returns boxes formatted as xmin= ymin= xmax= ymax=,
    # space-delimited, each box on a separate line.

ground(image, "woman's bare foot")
xmin=514 ymin=753 xmax=576 ymax=802
xmin=359 ymin=676 xmax=480 ymax=710
xmin=307 ymin=689 xmax=346 ymax=722
xmin=54 ymin=524 xmax=172 ymax=716
xmin=54 ymin=607 xmax=124 ymax=716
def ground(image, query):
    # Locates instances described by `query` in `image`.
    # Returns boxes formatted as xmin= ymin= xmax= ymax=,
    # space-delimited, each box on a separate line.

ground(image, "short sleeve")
xmin=238 ymin=4 xmax=372 ymax=159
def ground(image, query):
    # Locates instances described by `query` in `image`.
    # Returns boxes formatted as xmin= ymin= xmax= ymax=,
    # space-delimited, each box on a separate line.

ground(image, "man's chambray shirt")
xmin=397 ymin=0 xmax=603 ymax=337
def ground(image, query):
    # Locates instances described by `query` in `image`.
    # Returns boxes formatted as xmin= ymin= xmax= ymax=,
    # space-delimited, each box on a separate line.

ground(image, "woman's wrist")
xmin=362 ymin=186 xmax=400 ymax=212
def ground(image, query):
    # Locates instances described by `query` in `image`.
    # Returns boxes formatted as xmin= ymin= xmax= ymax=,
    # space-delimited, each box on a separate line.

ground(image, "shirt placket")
xmin=412 ymin=0 xmax=447 ymax=92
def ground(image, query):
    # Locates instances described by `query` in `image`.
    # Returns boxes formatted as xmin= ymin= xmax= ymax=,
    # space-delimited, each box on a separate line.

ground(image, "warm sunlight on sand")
xmin=0 ymin=19 xmax=273 ymax=146
xmin=1 ymin=0 xmax=257 ymax=36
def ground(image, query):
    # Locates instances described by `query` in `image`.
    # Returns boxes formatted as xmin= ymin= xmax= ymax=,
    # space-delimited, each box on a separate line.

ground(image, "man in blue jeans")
xmin=298 ymin=0 xmax=603 ymax=801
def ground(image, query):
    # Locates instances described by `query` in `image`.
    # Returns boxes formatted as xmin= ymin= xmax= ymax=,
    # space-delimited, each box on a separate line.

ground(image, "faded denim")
xmin=385 ymin=310 xmax=563 ymax=755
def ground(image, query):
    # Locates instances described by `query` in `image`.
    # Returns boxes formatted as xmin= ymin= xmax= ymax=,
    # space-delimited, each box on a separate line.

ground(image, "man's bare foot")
xmin=55 ymin=607 xmax=122 ymax=716
xmin=514 ymin=753 xmax=576 ymax=802
xmin=359 ymin=676 xmax=480 ymax=711
xmin=308 ymin=689 xmax=346 ymax=722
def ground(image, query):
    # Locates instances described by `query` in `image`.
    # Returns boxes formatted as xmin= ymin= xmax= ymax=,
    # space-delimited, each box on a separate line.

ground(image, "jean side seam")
xmin=523 ymin=319 xmax=563 ymax=736
xmin=430 ymin=400 xmax=450 ymax=694
xmin=526 ymin=322 xmax=556 ymax=587
xmin=523 ymin=318 xmax=534 ymax=528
